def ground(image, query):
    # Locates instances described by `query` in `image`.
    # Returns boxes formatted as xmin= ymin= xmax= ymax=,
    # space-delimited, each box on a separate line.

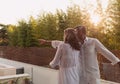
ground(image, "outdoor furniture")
xmin=0 ymin=63 xmax=16 ymax=76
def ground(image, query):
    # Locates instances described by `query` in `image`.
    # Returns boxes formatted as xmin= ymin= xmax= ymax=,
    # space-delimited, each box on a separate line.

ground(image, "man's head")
xmin=74 ymin=25 xmax=86 ymax=41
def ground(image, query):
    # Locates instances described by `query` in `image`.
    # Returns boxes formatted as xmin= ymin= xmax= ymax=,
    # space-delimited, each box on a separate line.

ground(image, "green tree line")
xmin=0 ymin=2 xmax=119 ymax=49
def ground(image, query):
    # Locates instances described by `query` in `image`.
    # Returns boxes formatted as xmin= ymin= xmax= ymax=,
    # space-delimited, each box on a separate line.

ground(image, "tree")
xmin=55 ymin=9 xmax=68 ymax=40
xmin=37 ymin=12 xmax=57 ymax=40
xmin=105 ymin=0 xmax=120 ymax=49
xmin=7 ymin=25 xmax=18 ymax=46
xmin=17 ymin=20 xmax=39 ymax=47
xmin=66 ymin=4 xmax=83 ymax=28
xmin=0 ymin=24 xmax=9 ymax=46
xmin=28 ymin=16 xmax=39 ymax=38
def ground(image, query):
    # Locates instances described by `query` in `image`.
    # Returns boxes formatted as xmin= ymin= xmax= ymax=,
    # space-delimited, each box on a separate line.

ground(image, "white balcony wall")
xmin=0 ymin=58 xmax=58 ymax=84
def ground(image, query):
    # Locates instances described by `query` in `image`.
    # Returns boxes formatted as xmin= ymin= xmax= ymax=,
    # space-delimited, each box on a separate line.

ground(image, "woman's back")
xmin=59 ymin=43 xmax=80 ymax=68
xmin=53 ymin=43 xmax=82 ymax=84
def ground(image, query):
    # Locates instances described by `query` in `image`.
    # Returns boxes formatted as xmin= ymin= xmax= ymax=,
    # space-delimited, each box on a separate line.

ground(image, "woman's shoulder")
xmin=58 ymin=42 xmax=70 ymax=48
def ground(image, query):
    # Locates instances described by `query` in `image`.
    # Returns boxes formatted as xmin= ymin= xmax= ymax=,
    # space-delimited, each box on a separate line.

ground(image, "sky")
xmin=0 ymin=0 xmax=108 ymax=25
xmin=0 ymin=0 xmax=71 ymax=25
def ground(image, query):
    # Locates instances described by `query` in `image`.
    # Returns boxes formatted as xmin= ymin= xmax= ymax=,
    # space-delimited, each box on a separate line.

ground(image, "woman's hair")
xmin=64 ymin=28 xmax=80 ymax=50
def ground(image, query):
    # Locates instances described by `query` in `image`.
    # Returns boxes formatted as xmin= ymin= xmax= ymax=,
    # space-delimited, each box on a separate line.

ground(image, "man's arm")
xmin=118 ymin=62 xmax=120 ymax=67
xmin=38 ymin=39 xmax=51 ymax=45
xmin=39 ymin=39 xmax=63 ymax=48
xmin=94 ymin=38 xmax=120 ymax=65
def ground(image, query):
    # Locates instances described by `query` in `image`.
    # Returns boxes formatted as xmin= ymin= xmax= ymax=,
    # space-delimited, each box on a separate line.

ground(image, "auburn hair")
xmin=64 ymin=28 xmax=80 ymax=50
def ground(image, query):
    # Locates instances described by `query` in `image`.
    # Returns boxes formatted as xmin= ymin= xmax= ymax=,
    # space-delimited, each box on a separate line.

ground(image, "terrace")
xmin=0 ymin=58 xmax=119 ymax=84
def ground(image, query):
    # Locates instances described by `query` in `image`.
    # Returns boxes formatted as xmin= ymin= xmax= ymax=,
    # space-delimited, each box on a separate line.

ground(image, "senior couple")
xmin=40 ymin=25 xmax=120 ymax=84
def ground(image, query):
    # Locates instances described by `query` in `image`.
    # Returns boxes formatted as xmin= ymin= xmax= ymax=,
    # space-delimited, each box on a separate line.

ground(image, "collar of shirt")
xmin=83 ymin=37 xmax=88 ymax=44
xmin=79 ymin=37 xmax=88 ymax=46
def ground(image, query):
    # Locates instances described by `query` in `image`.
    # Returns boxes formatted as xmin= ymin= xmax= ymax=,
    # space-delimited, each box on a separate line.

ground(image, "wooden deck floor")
xmin=101 ymin=79 xmax=120 ymax=84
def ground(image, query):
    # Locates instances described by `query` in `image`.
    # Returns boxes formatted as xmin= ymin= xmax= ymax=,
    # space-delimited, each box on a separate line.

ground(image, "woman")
xmin=49 ymin=28 xmax=82 ymax=84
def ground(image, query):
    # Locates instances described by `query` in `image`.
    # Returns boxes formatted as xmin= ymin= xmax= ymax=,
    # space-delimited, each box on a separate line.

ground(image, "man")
xmin=73 ymin=26 xmax=120 ymax=84
xmin=39 ymin=25 xmax=120 ymax=84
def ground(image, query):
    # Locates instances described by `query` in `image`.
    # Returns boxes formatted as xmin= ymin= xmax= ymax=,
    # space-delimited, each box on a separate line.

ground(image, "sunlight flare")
xmin=90 ymin=13 xmax=101 ymax=26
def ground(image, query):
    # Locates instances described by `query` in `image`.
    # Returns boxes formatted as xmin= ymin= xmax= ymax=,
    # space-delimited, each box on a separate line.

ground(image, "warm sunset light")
xmin=90 ymin=13 xmax=101 ymax=26
xmin=74 ymin=0 xmax=108 ymax=26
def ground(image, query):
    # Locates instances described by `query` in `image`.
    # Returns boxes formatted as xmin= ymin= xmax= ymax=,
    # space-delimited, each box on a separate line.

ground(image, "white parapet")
xmin=0 ymin=58 xmax=58 ymax=84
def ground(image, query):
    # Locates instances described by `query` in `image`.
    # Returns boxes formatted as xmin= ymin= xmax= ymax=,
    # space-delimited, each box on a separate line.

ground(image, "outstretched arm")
xmin=38 ymin=39 xmax=51 ymax=45
xmin=118 ymin=62 xmax=120 ymax=67
xmin=95 ymin=38 xmax=120 ymax=65
xmin=39 ymin=39 xmax=63 ymax=48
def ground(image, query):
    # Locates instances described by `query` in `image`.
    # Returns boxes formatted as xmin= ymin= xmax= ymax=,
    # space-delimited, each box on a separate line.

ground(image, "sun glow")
xmin=90 ymin=13 xmax=101 ymax=26
xmin=72 ymin=0 xmax=108 ymax=26
xmin=88 ymin=0 xmax=108 ymax=25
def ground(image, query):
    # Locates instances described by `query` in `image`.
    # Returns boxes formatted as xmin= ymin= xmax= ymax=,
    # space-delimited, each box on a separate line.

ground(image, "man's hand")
xmin=54 ymin=66 xmax=59 ymax=70
xmin=118 ymin=62 xmax=120 ymax=67
xmin=38 ymin=39 xmax=51 ymax=45
xmin=38 ymin=39 xmax=47 ymax=45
